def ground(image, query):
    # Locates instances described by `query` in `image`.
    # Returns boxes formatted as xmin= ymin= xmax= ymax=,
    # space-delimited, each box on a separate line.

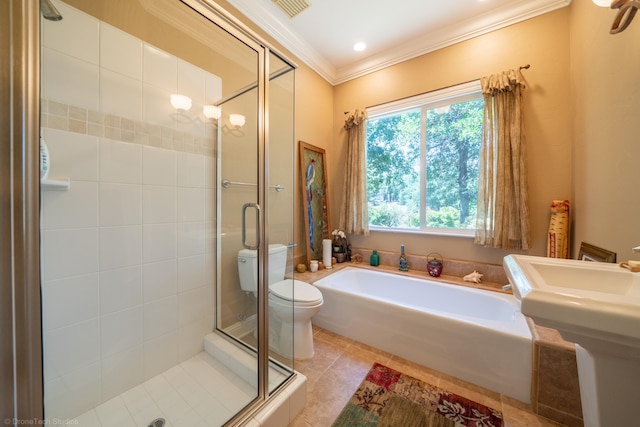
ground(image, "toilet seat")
xmin=270 ymin=279 xmax=323 ymax=307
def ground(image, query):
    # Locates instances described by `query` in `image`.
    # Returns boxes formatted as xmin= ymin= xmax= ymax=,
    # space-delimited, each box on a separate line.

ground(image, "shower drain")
xmin=148 ymin=418 xmax=165 ymax=427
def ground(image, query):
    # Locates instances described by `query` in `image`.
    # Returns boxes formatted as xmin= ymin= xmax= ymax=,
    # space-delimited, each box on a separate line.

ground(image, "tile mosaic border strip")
xmin=41 ymin=99 xmax=217 ymax=157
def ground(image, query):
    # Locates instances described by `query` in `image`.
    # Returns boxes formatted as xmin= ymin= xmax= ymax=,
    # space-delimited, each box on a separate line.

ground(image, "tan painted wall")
xmin=331 ymin=9 xmax=573 ymax=265
xmin=293 ymin=63 xmax=335 ymax=262
xmin=64 ymin=0 xmax=640 ymax=270
xmin=570 ymin=2 xmax=640 ymax=262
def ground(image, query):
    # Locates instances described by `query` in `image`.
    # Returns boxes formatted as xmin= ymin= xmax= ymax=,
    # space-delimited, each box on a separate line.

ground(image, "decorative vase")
xmin=399 ymin=244 xmax=408 ymax=271
xmin=370 ymin=250 xmax=379 ymax=266
xmin=427 ymin=253 xmax=443 ymax=277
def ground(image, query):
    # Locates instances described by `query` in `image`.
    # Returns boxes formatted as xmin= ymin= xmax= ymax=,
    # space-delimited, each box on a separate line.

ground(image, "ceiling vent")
xmin=272 ymin=0 xmax=311 ymax=18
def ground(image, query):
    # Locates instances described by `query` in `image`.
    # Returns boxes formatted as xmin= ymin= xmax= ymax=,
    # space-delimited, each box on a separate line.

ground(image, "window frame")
xmin=366 ymin=80 xmax=483 ymax=236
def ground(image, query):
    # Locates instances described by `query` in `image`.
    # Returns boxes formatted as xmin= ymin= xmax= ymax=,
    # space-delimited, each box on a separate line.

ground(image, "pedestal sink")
xmin=503 ymin=255 xmax=640 ymax=427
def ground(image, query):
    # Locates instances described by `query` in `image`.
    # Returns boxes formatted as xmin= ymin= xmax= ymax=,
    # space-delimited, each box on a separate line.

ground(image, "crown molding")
xmin=226 ymin=0 xmax=336 ymax=82
xmin=228 ymin=0 xmax=571 ymax=86
xmin=333 ymin=0 xmax=572 ymax=85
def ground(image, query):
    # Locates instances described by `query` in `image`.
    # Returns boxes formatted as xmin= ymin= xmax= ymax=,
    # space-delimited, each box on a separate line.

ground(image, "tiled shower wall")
xmin=40 ymin=1 xmax=221 ymax=419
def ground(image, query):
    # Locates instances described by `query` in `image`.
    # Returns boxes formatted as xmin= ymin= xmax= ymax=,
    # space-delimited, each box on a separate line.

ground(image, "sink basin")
xmin=503 ymin=254 xmax=640 ymax=347
xmin=504 ymin=254 xmax=640 ymax=427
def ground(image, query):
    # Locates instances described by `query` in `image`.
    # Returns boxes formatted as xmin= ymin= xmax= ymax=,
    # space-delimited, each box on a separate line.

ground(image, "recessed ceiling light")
xmin=353 ymin=42 xmax=366 ymax=52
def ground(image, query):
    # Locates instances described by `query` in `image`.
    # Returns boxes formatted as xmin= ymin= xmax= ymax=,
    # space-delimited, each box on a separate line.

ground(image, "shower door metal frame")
xmin=1 ymin=0 xmax=44 ymax=423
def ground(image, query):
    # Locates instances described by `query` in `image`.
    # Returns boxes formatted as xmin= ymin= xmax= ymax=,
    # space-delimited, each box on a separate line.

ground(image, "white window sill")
xmin=368 ymin=226 xmax=475 ymax=238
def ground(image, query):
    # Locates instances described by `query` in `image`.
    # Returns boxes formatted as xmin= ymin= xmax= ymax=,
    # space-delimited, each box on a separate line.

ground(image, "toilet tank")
xmin=268 ymin=244 xmax=287 ymax=283
xmin=237 ymin=248 xmax=259 ymax=293
xmin=237 ymin=244 xmax=288 ymax=293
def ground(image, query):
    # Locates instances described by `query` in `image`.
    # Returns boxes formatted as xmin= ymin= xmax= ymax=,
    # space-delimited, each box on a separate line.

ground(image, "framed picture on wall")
xmin=577 ymin=242 xmax=617 ymax=263
xmin=299 ymin=141 xmax=331 ymax=265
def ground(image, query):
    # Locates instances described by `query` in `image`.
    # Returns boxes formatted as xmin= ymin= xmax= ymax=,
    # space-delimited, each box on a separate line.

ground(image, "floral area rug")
xmin=332 ymin=363 xmax=504 ymax=427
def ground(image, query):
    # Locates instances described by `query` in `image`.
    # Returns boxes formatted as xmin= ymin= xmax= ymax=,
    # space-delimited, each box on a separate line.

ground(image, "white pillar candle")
xmin=322 ymin=239 xmax=333 ymax=269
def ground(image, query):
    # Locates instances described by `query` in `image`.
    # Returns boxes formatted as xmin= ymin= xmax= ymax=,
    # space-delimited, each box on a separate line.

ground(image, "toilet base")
xmin=278 ymin=319 xmax=315 ymax=360
xmin=268 ymin=313 xmax=315 ymax=360
xmin=248 ymin=310 xmax=318 ymax=361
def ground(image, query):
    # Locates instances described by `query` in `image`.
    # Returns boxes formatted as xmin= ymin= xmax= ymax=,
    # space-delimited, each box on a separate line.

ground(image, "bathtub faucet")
xmin=633 ymin=245 xmax=640 ymax=253
xmin=501 ymin=284 xmax=512 ymax=291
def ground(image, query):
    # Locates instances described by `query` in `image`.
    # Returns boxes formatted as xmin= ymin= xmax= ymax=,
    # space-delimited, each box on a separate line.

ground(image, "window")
xmin=366 ymin=82 xmax=483 ymax=234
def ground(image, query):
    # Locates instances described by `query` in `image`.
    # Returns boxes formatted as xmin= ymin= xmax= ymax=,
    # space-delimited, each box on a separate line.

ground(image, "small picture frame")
xmin=577 ymin=242 xmax=617 ymax=263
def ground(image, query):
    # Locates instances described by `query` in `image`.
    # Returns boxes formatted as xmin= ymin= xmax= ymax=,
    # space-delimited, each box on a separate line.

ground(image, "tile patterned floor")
xmin=70 ymin=351 xmax=255 ymax=427
xmin=290 ymin=326 xmax=567 ymax=427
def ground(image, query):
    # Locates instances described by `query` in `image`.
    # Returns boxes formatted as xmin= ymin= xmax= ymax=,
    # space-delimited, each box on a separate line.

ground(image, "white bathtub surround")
xmin=313 ymin=267 xmax=533 ymax=403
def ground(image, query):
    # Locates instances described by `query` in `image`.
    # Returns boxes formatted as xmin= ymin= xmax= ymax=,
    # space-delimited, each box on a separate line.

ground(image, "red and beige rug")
xmin=332 ymin=362 xmax=504 ymax=427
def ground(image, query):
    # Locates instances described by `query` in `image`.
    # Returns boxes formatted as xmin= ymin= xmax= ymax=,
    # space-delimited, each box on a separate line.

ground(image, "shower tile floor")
xmin=69 ymin=348 xmax=289 ymax=427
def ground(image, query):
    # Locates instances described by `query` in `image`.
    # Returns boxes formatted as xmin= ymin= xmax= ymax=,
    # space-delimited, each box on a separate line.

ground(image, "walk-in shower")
xmin=5 ymin=0 xmax=300 ymax=425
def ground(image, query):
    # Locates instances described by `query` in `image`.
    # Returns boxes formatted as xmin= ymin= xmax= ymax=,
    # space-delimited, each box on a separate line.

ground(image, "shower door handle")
xmin=242 ymin=203 xmax=261 ymax=250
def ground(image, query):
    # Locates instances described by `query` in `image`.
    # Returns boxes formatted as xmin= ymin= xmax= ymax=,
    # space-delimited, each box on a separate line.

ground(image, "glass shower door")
xmin=266 ymin=52 xmax=296 ymax=390
xmin=217 ymin=50 xmax=297 ymax=394
xmin=215 ymin=42 xmax=261 ymax=399
xmin=38 ymin=0 xmax=266 ymax=424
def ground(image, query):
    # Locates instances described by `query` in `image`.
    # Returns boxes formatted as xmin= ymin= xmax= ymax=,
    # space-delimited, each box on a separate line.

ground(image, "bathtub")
xmin=312 ymin=267 xmax=532 ymax=403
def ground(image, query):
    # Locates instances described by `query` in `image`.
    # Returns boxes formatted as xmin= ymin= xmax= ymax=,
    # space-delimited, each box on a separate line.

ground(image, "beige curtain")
xmin=339 ymin=108 xmax=369 ymax=235
xmin=475 ymin=69 xmax=530 ymax=250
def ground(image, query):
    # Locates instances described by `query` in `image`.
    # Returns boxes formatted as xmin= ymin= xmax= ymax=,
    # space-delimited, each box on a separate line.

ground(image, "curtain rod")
xmin=344 ymin=64 xmax=531 ymax=114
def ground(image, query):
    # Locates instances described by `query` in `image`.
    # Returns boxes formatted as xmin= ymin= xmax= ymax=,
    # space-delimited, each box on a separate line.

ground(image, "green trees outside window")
xmin=366 ymin=91 xmax=483 ymax=231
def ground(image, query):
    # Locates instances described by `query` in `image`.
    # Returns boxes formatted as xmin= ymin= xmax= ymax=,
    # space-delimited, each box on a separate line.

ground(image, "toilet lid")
xmin=270 ymin=279 xmax=323 ymax=304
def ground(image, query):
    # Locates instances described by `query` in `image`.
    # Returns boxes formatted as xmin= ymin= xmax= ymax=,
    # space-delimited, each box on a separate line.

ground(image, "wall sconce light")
xmin=203 ymin=105 xmax=222 ymax=120
xmin=229 ymin=114 xmax=246 ymax=127
xmin=593 ymin=0 xmax=611 ymax=6
xmin=170 ymin=94 xmax=192 ymax=111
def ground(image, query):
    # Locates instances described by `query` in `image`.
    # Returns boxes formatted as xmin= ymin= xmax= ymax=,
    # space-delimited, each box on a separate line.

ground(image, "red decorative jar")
xmin=426 ymin=253 xmax=443 ymax=277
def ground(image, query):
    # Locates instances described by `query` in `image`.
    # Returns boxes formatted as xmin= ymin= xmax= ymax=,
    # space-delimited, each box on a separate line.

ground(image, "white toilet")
xmin=237 ymin=244 xmax=323 ymax=359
